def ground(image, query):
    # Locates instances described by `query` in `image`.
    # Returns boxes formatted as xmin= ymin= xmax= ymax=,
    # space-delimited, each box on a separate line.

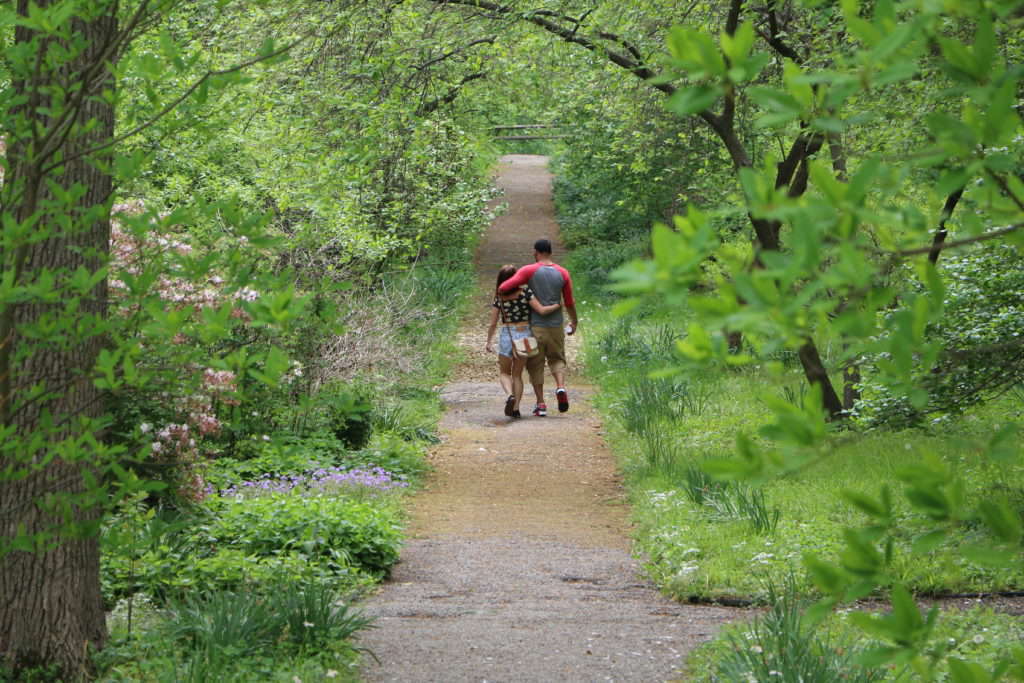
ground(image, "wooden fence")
xmin=491 ymin=124 xmax=571 ymax=141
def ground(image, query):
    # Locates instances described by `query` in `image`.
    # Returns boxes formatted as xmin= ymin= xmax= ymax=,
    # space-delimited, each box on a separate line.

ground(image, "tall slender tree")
xmin=0 ymin=1 xmax=121 ymax=674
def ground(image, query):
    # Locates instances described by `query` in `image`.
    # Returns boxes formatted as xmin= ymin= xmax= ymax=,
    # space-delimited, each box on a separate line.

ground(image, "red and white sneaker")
xmin=556 ymin=388 xmax=569 ymax=413
xmin=532 ymin=403 xmax=548 ymax=417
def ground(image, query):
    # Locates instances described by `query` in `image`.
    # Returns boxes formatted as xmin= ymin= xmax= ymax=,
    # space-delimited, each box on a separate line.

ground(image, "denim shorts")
xmin=498 ymin=326 xmax=532 ymax=358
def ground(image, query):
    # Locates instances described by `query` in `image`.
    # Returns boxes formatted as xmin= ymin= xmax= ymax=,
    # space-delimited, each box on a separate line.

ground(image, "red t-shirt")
xmin=497 ymin=262 xmax=575 ymax=307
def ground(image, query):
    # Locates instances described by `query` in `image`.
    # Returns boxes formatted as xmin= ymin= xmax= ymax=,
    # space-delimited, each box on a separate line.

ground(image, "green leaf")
xmin=809 ymin=161 xmax=845 ymax=204
xmin=677 ymin=323 xmax=712 ymax=361
xmin=961 ymin=543 xmax=1018 ymax=568
xmin=972 ymin=13 xmax=996 ymax=79
xmin=666 ymin=84 xmax=722 ymax=116
xmin=890 ymin=584 xmax=925 ymax=632
xmin=747 ymin=86 xmax=803 ymax=117
xmin=911 ymin=529 xmax=947 ymax=555
xmin=721 ymin=22 xmax=755 ymax=63
xmin=983 ymin=79 xmax=1017 ymax=145
xmin=841 ymin=0 xmax=882 ymax=46
xmin=926 ymin=113 xmax=977 ymax=149
xmin=985 ymin=423 xmax=1020 ymax=463
xmin=856 ymin=645 xmax=903 ymax=668
xmin=805 ymin=555 xmax=846 ymax=594
xmin=840 ymin=528 xmax=884 ymax=577
xmin=873 ymin=60 xmax=919 ymax=86
xmin=803 ymin=597 xmax=839 ymax=628
xmin=978 ymin=498 xmax=1022 ymax=544
xmin=842 ymin=489 xmax=887 ymax=519
xmin=948 ymin=657 xmax=995 ymax=683
xmin=810 ymin=116 xmax=844 ymax=133
xmin=783 ymin=61 xmax=814 ymax=111
xmin=939 ymin=38 xmax=979 ymax=80
xmin=667 ymin=26 xmax=725 ymax=77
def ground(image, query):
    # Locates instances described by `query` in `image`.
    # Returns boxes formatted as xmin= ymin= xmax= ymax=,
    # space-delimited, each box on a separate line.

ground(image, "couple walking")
xmin=484 ymin=239 xmax=578 ymax=419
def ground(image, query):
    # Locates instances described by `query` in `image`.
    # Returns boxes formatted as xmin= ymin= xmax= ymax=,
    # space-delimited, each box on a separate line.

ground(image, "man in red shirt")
xmin=497 ymin=239 xmax=579 ymax=416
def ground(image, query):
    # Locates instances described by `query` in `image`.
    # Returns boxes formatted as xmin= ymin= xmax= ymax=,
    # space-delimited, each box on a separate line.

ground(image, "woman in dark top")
xmin=484 ymin=265 xmax=560 ymax=418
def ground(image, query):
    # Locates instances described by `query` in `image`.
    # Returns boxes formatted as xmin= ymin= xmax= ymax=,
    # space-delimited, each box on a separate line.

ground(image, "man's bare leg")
xmin=527 ymin=351 xmax=547 ymax=416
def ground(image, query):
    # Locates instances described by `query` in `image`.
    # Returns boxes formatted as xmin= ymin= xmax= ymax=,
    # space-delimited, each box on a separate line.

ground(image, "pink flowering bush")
xmin=106 ymin=202 xmax=301 ymax=505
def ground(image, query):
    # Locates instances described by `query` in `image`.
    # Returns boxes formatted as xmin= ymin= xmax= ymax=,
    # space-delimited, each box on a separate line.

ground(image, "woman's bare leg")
xmin=511 ymin=356 xmax=526 ymax=409
xmin=498 ymin=355 xmax=514 ymax=396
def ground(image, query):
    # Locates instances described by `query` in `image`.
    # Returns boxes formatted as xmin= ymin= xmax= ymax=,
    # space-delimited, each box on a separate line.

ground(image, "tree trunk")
xmin=829 ymin=131 xmax=861 ymax=411
xmin=0 ymin=2 xmax=117 ymax=677
xmin=798 ymin=340 xmax=845 ymax=419
xmin=928 ymin=187 xmax=965 ymax=265
xmin=842 ymin=363 xmax=861 ymax=412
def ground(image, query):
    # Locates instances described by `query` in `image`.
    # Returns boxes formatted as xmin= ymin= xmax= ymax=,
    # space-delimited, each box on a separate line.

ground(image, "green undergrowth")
xmin=579 ymin=306 xmax=1024 ymax=603
xmin=686 ymin=580 xmax=1024 ymax=681
xmin=95 ymin=259 xmax=478 ymax=680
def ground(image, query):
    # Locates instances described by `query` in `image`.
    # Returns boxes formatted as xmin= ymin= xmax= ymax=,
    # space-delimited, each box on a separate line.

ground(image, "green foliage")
xmin=621 ymin=376 xmax=713 ymax=435
xmin=202 ymin=494 xmax=401 ymax=576
xmin=581 ymin=302 xmax=1024 ymax=612
xmin=684 ymin=466 xmax=782 ymax=535
xmin=327 ymin=388 xmax=374 ymax=449
xmin=690 ymin=604 xmax=1024 ymax=683
xmin=96 ymin=587 xmax=366 ymax=681
xmin=347 ymin=433 xmax=430 ymax=481
xmin=566 ymin=1 xmax=1024 ymax=676
xmin=165 ymin=581 xmax=373 ymax=656
xmin=707 ymin=579 xmax=884 ymax=682
xmin=858 ymin=244 xmax=1024 ymax=426
xmin=101 ymin=488 xmax=402 ymax=605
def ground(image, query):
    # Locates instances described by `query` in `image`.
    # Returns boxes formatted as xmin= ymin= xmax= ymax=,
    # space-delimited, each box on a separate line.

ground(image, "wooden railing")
xmin=491 ymin=124 xmax=571 ymax=141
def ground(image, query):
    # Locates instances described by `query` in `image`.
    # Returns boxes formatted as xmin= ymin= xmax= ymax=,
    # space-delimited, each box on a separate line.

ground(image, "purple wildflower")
xmin=210 ymin=466 xmax=409 ymax=500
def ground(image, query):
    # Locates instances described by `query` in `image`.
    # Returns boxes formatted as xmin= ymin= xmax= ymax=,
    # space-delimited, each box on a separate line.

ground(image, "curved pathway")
xmin=358 ymin=155 xmax=739 ymax=682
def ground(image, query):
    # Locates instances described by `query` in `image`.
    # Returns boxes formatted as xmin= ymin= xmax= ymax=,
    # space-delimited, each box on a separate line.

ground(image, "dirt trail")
xmin=358 ymin=155 xmax=739 ymax=682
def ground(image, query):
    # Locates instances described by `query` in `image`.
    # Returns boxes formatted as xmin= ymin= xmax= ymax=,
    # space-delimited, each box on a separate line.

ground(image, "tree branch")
xmin=432 ymin=0 xmax=670 ymax=91
xmin=927 ymin=186 xmax=965 ymax=265
xmin=416 ymin=72 xmax=486 ymax=115
xmin=721 ymin=0 xmax=744 ymax=129
xmin=414 ymin=36 xmax=496 ymax=71
xmin=43 ymin=31 xmax=312 ymax=174
xmin=897 ymin=221 xmax=1023 ymax=257
xmin=758 ymin=0 xmax=802 ymax=63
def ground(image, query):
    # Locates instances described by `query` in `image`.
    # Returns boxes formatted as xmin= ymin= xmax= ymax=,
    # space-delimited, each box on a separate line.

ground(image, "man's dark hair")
xmin=533 ymin=238 xmax=553 ymax=254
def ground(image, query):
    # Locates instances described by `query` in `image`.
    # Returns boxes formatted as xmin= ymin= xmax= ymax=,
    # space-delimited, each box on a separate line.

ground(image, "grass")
xmin=631 ymin=424 xmax=1024 ymax=602
xmin=687 ymin=601 xmax=1024 ymax=682
xmin=96 ymin=583 xmax=370 ymax=682
xmin=576 ymin=302 xmax=1024 ymax=680
xmin=686 ymin=577 xmax=886 ymax=682
xmin=580 ymin=307 xmax=1024 ymax=603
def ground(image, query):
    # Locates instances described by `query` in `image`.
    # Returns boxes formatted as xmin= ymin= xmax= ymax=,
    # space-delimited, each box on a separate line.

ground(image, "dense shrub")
xmin=101 ymin=487 xmax=403 ymax=605
xmin=857 ymin=244 xmax=1024 ymax=426
xmin=201 ymin=495 xmax=402 ymax=575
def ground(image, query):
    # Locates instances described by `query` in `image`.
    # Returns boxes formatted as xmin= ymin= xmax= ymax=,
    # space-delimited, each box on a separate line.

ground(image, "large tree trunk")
xmin=0 ymin=2 xmax=117 ymax=677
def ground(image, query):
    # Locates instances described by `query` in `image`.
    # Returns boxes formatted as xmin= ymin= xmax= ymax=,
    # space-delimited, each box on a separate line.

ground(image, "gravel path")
xmin=357 ymin=155 xmax=742 ymax=682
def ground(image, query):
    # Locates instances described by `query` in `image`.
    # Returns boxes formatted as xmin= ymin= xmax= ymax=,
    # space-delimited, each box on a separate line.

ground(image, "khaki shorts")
xmin=526 ymin=325 xmax=566 ymax=386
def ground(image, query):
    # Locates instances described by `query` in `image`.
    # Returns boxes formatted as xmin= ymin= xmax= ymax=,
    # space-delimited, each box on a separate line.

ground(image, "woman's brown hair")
xmin=495 ymin=265 xmax=517 ymax=294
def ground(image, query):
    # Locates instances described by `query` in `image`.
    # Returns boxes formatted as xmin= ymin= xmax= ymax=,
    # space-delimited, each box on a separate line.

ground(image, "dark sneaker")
xmin=532 ymin=403 xmax=547 ymax=417
xmin=504 ymin=395 xmax=516 ymax=417
xmin=511 ymin=409 xmax=522 ymax=419
xmin=556 ymin=388 xmax=569 ymax=413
